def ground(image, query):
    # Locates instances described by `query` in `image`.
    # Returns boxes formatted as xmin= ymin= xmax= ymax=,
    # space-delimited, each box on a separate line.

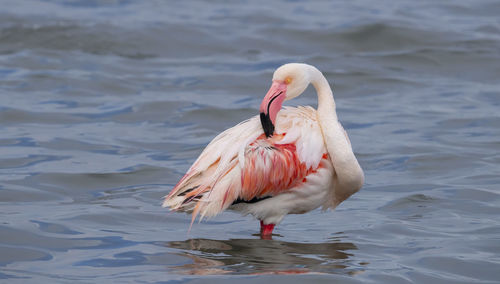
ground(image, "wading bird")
xmin=163 ymin=63 xmax=364 ymax=238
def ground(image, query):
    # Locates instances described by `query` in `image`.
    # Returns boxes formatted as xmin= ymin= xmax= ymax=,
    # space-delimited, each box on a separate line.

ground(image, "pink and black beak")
xmin=260 ymin=81 xmax=287 ymax=137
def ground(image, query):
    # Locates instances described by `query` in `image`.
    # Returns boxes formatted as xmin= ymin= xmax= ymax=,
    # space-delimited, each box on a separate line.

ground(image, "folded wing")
xmin=163 ymin=107 xmax=327 ymax=222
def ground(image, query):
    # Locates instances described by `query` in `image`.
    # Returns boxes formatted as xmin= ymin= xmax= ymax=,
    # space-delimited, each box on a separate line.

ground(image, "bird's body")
xmin=163 ymin=63 xmax=364 ymax=238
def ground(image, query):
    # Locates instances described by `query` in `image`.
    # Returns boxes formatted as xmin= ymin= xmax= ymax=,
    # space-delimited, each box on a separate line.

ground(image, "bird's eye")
xmin=285 ymin=77 xmax=292 ymax=84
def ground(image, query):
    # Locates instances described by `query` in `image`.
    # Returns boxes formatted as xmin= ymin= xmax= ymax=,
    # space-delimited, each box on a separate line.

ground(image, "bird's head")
xmin=260 ymin=63 xmax=313 ymax=137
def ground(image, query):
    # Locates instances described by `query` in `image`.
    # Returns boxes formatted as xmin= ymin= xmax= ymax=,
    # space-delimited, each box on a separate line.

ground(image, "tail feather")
xmin=163 ymin=157 xmax=241 ymax=222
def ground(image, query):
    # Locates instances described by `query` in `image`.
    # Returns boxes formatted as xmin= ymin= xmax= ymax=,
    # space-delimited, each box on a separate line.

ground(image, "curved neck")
xmin=308 ymin=67 xmax=364 ymax=201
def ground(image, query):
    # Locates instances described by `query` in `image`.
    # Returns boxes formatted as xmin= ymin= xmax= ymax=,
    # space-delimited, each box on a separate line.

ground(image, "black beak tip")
xmin=260 ymin=112 xmax=274 ymax=138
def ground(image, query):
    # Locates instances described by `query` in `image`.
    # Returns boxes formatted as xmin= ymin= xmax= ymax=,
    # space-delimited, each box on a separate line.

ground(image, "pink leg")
xmin=260 ymin=220 xmax=275 ymax=239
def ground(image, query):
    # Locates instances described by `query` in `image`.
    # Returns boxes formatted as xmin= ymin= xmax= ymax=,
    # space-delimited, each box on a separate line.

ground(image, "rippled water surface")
xmin=1 ymin=0 xmax=500 ymax=283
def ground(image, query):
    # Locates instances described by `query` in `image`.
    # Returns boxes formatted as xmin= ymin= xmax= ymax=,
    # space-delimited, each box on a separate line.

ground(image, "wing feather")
xmin=163 ymin=107 xmax=328 ymax=222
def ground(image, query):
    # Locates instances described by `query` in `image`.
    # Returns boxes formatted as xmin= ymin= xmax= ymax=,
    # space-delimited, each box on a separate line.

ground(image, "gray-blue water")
xmin=1 ymin=0 xmax=500 ymax=283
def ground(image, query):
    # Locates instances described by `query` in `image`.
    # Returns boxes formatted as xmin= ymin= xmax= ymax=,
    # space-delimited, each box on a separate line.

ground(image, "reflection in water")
xmin=166 ymin=238 xmax=365 ymax=275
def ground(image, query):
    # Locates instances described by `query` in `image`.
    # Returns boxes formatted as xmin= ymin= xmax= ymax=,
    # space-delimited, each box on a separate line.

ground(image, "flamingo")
xmin=163 ymin=63 xmax=364 ymax=238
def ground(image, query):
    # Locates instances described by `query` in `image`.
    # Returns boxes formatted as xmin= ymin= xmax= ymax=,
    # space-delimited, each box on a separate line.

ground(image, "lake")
xmin=1 ymin=0 xmax=499 ymax=283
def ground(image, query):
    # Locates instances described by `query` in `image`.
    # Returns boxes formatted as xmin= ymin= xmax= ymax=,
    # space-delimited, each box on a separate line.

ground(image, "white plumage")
xmin=163 ymin=63 xmax=364 ymax=237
